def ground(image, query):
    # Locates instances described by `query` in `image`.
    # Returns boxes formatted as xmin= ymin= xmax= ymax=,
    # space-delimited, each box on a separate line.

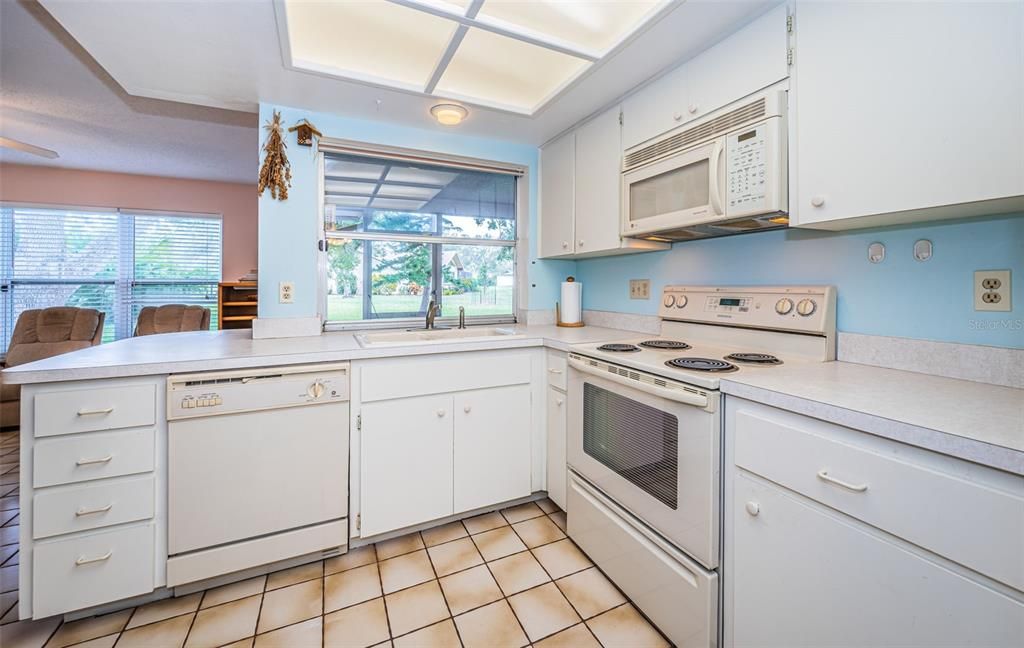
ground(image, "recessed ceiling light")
xmin=430 ymin=103 xmax=468 ymax=126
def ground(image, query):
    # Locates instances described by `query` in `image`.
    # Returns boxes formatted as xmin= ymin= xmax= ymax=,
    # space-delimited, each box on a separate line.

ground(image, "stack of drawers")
xmin=29 ymin=382 xmax=158 ymax=618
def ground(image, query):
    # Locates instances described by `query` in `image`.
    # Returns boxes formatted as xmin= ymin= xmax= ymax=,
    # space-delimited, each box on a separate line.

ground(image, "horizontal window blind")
xmin=0 ymin=206 xmax=222 ymax=355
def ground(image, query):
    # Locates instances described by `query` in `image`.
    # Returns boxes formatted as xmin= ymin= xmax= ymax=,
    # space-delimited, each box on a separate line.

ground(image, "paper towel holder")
xmin=556 ymin=277 xmax=585 ymax=328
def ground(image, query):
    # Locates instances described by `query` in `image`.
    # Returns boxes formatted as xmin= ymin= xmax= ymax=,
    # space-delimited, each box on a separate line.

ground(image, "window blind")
xmin=0 ymin=206 xmax=222 ymax=355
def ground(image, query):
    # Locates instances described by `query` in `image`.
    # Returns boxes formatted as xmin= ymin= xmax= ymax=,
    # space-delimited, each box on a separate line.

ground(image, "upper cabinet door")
xmin=622 ymin=65 xmax=689 ymax=151
xmin=539 ymin=132 xmax=576 ymax=259
xmin=574 ymin=106 xmax=624 ymax=254
xmin=792 ymin=2 xmax=1024 ymax=227
xmin=687 ymin=4 xmax=789 ymax=122
xmin=453 ymin=385 xmax=532 ymax=514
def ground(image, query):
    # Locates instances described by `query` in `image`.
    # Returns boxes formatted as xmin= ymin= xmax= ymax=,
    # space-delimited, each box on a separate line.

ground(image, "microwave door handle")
xmin=709 ymin=141 xmax=725 ymax=216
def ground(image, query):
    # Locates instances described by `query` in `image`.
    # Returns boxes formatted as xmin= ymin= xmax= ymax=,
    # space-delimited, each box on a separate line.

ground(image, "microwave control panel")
xmin=726 ymin=124 xmax=768 ymax=212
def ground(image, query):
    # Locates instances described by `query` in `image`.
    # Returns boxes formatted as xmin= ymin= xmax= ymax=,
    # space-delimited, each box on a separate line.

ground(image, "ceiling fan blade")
xmin=0 ymin=137 xmax=59 ymax=159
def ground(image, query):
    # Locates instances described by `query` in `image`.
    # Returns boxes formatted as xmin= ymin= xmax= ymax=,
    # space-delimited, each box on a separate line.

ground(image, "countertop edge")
xmin=720 ymin=379 xmax=1024 ymax=476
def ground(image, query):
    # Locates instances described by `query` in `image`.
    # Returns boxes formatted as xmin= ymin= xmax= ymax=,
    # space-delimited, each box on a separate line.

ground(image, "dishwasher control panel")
xmin=166 ymin=362 xmax=350 ymax=420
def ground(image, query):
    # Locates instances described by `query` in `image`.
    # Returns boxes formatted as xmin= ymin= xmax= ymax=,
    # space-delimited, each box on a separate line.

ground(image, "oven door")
xmin=567 ymin=357 xmax=719 ymax=569
xmin=622 ymin=138 xmax=725 ymax=238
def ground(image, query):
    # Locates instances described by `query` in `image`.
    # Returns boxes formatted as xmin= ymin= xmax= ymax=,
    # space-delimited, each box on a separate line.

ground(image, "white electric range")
xmin=564 ymin=285 xmax=836 ymax=648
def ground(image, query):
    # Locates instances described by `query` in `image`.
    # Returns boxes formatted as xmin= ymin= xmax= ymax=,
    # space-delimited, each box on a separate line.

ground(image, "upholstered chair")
xmin=1 ymin=307 xmax=105 ymax=429
xmin=133 ymin=304 xmax=211 ymax=336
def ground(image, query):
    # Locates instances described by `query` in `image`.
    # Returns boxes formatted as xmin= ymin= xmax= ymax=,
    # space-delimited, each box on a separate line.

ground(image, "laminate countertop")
xmin=0 ymin=325 xmax=633 ymax=385
xmin=721 ymin=361 xmax=1024 ymax=475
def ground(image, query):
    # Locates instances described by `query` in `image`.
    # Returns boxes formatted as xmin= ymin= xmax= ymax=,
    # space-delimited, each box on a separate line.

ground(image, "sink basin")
xmin=355 ymin=326 xmax=524 ymax=348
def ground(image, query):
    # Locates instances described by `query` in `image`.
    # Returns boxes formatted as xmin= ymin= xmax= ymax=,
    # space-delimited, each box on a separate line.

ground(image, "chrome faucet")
xmin=425 ymin=295 xmax=442 ymax=329
xmin=458 ymin=306 xmax=466 ymax=330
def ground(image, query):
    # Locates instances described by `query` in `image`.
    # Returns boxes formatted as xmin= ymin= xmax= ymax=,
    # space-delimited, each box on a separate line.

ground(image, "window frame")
xmin=318 ymin=140 xmax=526 ymax=332
xmin=0 ymin=202 xmax=222 ymax=354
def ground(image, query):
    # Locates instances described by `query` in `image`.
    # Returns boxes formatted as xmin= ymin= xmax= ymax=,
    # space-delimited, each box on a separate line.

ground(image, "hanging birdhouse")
xmin=288 ymin=119 xmax=323 ymax=147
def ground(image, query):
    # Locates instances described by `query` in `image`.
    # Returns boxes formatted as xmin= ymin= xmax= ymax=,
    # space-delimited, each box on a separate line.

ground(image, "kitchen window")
xmin=0 ymin=205 xmax=222 ymax=354
xmin=320 ymin=147 xmax=520 ymax=328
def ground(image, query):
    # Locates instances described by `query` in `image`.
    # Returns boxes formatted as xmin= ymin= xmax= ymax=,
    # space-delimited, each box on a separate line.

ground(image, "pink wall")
xmin=0 ymin=164 xmax=257 ymax=281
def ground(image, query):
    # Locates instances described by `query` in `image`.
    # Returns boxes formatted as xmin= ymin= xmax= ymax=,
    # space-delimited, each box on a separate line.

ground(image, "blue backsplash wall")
xmin=575 ymin=213 xmax=1024 ymax=348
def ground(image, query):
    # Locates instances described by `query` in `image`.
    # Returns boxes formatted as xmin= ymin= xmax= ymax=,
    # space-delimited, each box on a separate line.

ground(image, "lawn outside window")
xmin=320 ymin=146 xmax=520 ymax=330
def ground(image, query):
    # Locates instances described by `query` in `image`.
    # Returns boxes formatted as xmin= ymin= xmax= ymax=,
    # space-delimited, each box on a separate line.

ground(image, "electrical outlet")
xmin=279 ymin=281 xmax=294 ymax=304
xmin=974 ymin=270 xmax=1011 ymax=312
xmin=629 ymin=279 xmax=650 ymax=300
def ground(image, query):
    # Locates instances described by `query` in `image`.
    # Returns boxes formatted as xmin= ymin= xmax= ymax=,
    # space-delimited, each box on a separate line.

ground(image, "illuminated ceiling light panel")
xmin=477 ymin=0 xmax=663 ymax=52
xmin=376 ymin=184 xmax=442 ymax=200
xmin=283 ymin=0 xmax=456 ymax=89
xmin=325 ymin=179 xmax=376 ymax=195
xmin=279 ymin=0 xmax=671 ymax=116
xmin=385 ymin=166 xmax=457 ymax=186
xmin=435 ymin=27 xmax=588 ymax=112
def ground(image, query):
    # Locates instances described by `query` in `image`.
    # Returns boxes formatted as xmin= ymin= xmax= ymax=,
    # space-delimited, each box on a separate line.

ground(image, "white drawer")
xmin=568 ymin=473 xmax=717 ymax=647
xmin=546 ymin=351 xmax=567 ymax=391
xmin=35 ymin=383 xmax=156 ymax=437
xmin=34 ymin=475 xmax=155 ymax=539
xmin=733 ymin=404 xmax=1024 ymax=591
xmin=34 ymin=428 xmax=155 ymax=488
xmin=360 ymin=350 xmax=533 ymax=402
xmin=33 ymin=522 xmax=155 ymax=618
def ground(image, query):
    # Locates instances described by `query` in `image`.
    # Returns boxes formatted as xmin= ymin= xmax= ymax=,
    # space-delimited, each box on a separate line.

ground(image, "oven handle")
xmin=568 ymin=357 xmax=710 ymax=410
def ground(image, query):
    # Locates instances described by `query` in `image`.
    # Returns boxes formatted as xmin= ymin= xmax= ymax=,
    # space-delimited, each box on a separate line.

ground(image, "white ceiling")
xmin=0 ymin=0 xmax=258 ymax=183
xmin=36 ymin=0 xmax=776 ymax=146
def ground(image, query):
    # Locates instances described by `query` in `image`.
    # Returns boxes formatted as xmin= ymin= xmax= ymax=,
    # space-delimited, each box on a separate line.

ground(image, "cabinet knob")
xmin=577 ymin=240 xmax=584 ymax=247
xmin=672 ymin=112 xmax=683 ymax=121
xmin=688 ymin=104 xmax=698 ymax=114
xmin=555 ymin=398 xmax=564 ymax=406
xmin=463 ymin=405 xmax=471 ymax=413
xmin=745 ymin=501 xmax=760 ymax=516
xmin=810 ymin=196 xmax=826 ymax=208
xmin=561 ymin=241 xmax=569 ymax=249
xmin=436 ymin=409 xmax=446 ymax=417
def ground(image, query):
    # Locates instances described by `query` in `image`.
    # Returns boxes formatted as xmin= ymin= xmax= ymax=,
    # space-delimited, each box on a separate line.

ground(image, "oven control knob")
xmin=663 ymin=294 xmax=676 ymax=308
xmin=796 ymin=299 xmax=817 ymax=316
xmin=774 ymin=298 xmax=793 ymax=315
xmin=675 ymin=295 xmax=687 ymax=308
xmin=307 ymin=380 xmax=326 ymax=399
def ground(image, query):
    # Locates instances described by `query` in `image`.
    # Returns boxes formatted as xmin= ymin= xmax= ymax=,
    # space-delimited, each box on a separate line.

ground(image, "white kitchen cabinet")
xmin=622 ymin=64 xmax=690 ymax=151
xmin=621 ymin=5 xmax=789 ymax=151
xmin=539 ymin=131 xmax=575 ymax=259
xmin=791 ymin=1 xmax=1024 ymax=229
xmin=730 ymin=473 xmax=1024 ymax=647
xmin=454 ymin=385 xmax=532 ymax=513
xmin=360 ymin=394 xmax=454 ymax=537
xmin=544 ymin=385 xmax=567 ymax=510
xmin=540 ymin=106 xmax=667 ymax=259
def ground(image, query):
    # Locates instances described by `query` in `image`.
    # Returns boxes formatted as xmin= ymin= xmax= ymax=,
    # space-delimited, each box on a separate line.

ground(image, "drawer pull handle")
xmin=76 ymin=455 xmax=113 ymax=466
xmin=547 ymin=368 xmax=563 ymax=374
xmin=76 ymin=504 xmax=113 ymax=516
xmin=817 ymin=470 xmax=868 ymax=493
xmin=75 ymin=551 xmax=112 ymax=566
xmin=77 ymin=407 xmax=114 ymax=416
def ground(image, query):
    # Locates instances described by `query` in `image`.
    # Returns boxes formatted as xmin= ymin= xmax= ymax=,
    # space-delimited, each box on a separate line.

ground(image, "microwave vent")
xmin=624 ymin=97 xmax=766 ymax=171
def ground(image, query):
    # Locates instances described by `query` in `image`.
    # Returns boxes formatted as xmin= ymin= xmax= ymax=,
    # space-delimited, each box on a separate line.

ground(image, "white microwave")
xmin=621 ymin=92 xmax=788 ymax=241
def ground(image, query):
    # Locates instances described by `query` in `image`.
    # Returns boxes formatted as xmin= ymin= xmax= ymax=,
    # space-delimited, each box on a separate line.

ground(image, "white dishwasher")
xmin=165 ymin=363 xmax=349 ymax=586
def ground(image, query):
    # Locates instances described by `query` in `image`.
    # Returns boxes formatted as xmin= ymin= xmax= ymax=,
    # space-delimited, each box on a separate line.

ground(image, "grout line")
xmin=410 ymin=530 xmax=463 ymax=647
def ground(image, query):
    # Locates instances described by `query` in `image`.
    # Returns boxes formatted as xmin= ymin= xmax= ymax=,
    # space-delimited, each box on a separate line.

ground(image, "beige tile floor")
xmin=0 ymin=429 xmax=670 ymax=648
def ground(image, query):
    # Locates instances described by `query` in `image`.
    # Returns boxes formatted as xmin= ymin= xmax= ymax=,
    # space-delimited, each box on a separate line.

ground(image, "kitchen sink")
xmin=355 ymin=326 xmax=524 ymax=348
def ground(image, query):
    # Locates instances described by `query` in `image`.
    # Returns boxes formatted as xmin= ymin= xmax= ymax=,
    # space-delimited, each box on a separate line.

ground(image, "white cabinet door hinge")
xmin=786 ymin=14 xmax=793 ymax=33
xmin=787 ymin=48 xmax=794 ymax=66
xmin=356 ymin=513 xmax=361 ymax=531
xmin=356 ymin=414 xmax=362 ymax=431
xmin=618 ymin=112 xmax=623 ymax=126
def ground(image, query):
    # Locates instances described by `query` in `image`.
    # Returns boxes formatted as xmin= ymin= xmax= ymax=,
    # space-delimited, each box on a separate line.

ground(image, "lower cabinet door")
xmin=360 ymin=394 xmax=454 ymax=537
xmin=731 ymin=473 xmax=1024 ymax=647
xmin=33 ymin=522 xmax=155 ymax=618
xmin=545 ymin=387 xmax=567 ymax=510
xmin=453 ymin=385 xmax=532 ymax=513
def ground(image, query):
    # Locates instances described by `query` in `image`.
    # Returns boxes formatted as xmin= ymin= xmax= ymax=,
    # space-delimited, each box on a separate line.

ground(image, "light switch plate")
xmin=279 ymin=281 xmax=294 ymax=304
xmin=974 ymin=270 xmax=1010 ymax=311
xmin=629 ymin=279 xmax=650 ymax=300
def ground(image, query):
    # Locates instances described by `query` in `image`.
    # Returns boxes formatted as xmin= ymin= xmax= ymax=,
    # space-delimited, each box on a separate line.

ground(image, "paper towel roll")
xmin=560 ymin=280 xmax=582 ymax=324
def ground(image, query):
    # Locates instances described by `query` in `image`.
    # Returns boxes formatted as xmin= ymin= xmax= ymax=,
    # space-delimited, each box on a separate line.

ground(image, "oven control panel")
xmin=658 ymin=285 xmax=836 ymax=335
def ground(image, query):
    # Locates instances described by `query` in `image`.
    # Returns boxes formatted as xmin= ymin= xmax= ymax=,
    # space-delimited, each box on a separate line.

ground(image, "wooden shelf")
xmin=219 ymin=282 xmax=258 ymax=330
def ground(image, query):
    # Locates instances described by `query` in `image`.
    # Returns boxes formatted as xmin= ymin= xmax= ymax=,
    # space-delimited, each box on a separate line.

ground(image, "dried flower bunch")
xmin=258 ymin=110 xmax=292 ymax=200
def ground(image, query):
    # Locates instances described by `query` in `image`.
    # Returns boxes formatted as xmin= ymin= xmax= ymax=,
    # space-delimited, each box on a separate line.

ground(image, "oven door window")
xmin=582 ymin=383 xmax=679 ymax=509
xmin=628 ymin=158 xmax=710 ymax=223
